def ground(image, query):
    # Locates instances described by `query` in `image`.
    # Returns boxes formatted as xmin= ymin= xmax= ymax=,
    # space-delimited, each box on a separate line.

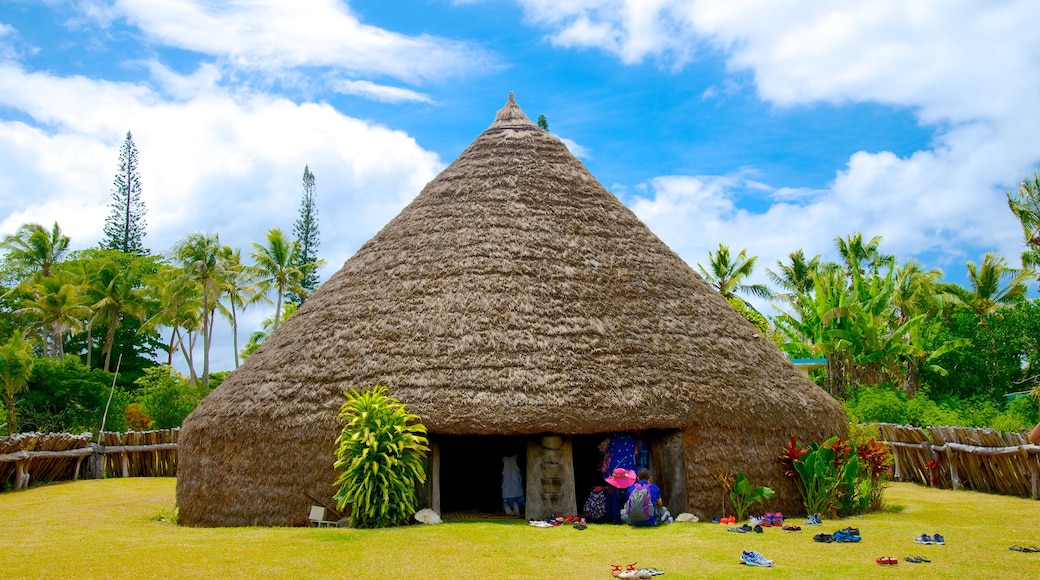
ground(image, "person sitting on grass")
xmin=624 ymin=468 xmax=671 ymax=526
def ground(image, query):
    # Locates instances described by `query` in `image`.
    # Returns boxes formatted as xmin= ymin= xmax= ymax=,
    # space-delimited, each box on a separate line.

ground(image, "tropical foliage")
xmin=333 ymin=385 xmax=429 ymax=528
xmin=727 ymin=472 xmax=774 ymax=522
xmin=0 ymin=333 xmax=35 ymax=433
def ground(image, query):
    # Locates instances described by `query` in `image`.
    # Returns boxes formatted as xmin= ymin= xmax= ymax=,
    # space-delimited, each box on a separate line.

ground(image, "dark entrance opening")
xmin=572 ymin=431 xmax=663 ymax=516
xmin=572 ymin=434 xmax=607 ymax=507
xmin=438 ymin=434 xmax=527 ymax=514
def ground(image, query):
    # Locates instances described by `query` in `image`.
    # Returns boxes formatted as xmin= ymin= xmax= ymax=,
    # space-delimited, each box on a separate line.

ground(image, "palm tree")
xmin=172 ymin=233 xmax=225 ymax=387
xmin=143 ymin=265 xmax=203 ymax=384
xmin=216 ymin=246 xmax=263 ymax=369
xmin=767 ymin=249 xmax=822 ymax=314
xmin=15 ymin=274 xmax=92 ymax=362
xmin=946 ymin=253 xmax=1030 ymax=320
xmin=82 ymin=253 xmax=148 ymax=372
xmin=697 ymin=243 xmax=772 ymax=301
xmin=0 ymin=332 xmax=35 ymax=434
xmin=835 ymin=232 xmax=893 ymax=276
xmin=891 ymin=261 xmax=963 ymax=397
xmin=1007 ymin=171 xmax=1040 ymax=272
xmin=240 ymin=302 xmax=297 ymax=360
xmin=892 ymin=261 xmax=946 ymax=323
xmin=1 ymin=222 xmax=70 ymax=282
xmin=248 ymin=229 xmax=306 ymax=333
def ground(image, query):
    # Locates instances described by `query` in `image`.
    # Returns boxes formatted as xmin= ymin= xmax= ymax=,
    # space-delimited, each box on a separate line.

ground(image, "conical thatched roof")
xmin=177 ymin=94 xmax=844 ymax=527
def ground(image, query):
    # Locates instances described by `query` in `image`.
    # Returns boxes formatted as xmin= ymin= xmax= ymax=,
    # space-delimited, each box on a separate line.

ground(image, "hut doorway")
xmin=571 ymin=430 xmax=688 ymax=518
xmin=435 ymin=434 xmax=527 ymax=516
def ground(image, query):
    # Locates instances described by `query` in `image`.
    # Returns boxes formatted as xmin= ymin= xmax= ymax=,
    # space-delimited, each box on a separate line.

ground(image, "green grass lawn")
xmin=3 ymin=478 xmax=1040 ymax=579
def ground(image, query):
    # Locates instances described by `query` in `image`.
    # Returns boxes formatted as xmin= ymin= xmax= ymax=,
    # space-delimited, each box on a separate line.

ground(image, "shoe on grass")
xmin=742 ymin=552 xmax=774 ymax=567
xmin=914 ymin=533 xmax=933 ymax=544
xmin=932 ymin=533 xmax=945 ymax=545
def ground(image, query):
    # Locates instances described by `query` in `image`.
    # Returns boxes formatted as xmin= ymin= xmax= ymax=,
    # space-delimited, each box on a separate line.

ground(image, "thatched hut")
xmin=177 ymin=94 xmax=845 ymax=527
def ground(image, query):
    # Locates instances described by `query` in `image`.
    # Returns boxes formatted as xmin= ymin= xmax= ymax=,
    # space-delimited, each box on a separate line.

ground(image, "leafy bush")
xmin=19 ymin=356 xmax=127 ymax=433
xmin=134 ymin=366 xmax=203 ymax=429
xmin=333 ymin=385 xmax=428 ymax=528
xmin=728 ymin=472 xmax=774 ymax=522
xmin=124 ymin=403 xmax=152 ymax=431
xmin=844 ymin=384 xmax=1033 ymax=431
xmin=843 ymin=384 xmax=907 ymax=425
xmin=781 ymin=435 xmax=863 ymax=518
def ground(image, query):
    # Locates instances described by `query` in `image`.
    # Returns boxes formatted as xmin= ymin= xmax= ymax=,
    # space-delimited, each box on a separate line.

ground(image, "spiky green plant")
xmin=333 ymin=385 xmax=429 ymax=528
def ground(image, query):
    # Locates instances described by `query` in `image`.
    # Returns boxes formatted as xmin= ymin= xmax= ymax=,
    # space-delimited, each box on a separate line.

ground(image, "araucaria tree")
xmin=291 ymin=165 xmax=321 ymax=303
xmin=103 ymin=131 xmax=147 ymax=254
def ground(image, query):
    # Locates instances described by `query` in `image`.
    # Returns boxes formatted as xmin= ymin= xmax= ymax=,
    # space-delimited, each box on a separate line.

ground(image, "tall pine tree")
xmin=291 ymin=165 xmax=320 ymax=304
xmin=103 ymin=131 xmax=148 ymax=254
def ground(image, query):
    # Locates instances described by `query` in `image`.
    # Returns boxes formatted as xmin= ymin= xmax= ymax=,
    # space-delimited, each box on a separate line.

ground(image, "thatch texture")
xmin=177 ymin=94 xmax=845 ymax=526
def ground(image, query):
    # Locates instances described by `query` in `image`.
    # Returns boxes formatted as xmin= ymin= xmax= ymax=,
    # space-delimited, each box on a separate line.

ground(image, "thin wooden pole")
xmin=98 ymin=353 xmax=122 ymax=441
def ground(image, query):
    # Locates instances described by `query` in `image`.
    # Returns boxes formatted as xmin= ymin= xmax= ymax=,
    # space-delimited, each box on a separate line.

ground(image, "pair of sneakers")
xmin=615 ymin=566 xmax=664 ymax=579
xmin=740 ymin=551 xmax=774 ymax=567
xmin=832 ymin=527 xmax=861 ymax=543
xmin=805 ymin=513 xmax=822 ymax=525
xmin=762 ymin=512 xmax=783 ymax=526
xmin=914 ymin=533 xmax=945 ymax=545
xmin=717 ymin=516 xmax=737 ymax=525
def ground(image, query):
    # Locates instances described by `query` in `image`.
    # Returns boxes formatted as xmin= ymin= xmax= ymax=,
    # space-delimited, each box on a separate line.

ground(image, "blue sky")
xmin=2 ymin=1 xmax=1039 ymax=372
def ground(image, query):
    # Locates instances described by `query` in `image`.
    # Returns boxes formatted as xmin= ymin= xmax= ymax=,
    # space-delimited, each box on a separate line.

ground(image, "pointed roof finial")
xmin=489 ymin=92 xmax=534 ymax=131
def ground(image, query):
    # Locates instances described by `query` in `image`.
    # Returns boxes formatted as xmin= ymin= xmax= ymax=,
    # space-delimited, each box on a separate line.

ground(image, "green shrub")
xmin=134 ymin=366 xmax=202 ymax=429
xmin=728 ymin=472 xmax=774 ymax=522
xmin=781 ymin=435 xmax=869 ymax=517
xmin=844 ymin=384 xmax=908 ymax=424
xmin=19 ymin=356 xmax=127 ymax=433
xmin=333 ymin=385 xmax=428 ymax=528
xmin=990 ymin=396 xmax=1038 ymax=433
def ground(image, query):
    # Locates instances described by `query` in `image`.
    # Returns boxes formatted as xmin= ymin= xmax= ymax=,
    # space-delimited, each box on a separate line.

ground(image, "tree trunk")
xmin=201 ymin=292 xmax=210 ymax=388
xmin=6 ymin=393 xmax=17 ymax=434
xmin=273 ymin=287 xmax=284 ymax=332
xmin=102 ymin=321 xmax=117 ymax=372
xmin=231 ymin=304 xmax=240 ymax=369
xmin=54 ymin=324 xmax=65 ymax=364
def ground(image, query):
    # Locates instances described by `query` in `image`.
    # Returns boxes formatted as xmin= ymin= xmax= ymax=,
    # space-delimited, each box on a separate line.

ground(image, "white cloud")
xmin=331 ymin=79 xmax=433 ymax=104
xmin=106 ymin=0 xmax=496 ymax=83
xmin=558 ymin=136 xmax=591 ymax=159
xmin=521 ymin=0 xmax=1040 ymax=286
xmin=0 ymin=61 xmax=443 ymax=370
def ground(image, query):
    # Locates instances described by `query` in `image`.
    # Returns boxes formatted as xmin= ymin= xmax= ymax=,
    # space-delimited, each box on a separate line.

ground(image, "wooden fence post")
xmin=84 ymin=443 xmax=105 ymax=480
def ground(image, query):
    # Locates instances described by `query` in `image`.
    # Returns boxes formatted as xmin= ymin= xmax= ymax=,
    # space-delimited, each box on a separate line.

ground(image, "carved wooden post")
xmin=84 ymin=442 xmax=105 ymax=480
xmin=14 ymin=459 xmax=29 ymax=490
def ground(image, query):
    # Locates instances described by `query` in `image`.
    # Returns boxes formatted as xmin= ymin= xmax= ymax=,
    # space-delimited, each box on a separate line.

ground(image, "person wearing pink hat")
xmin=597 ymin=467 xmax=637 ymax=524
xmin=605 ymin=467 xmax=638 ymax=489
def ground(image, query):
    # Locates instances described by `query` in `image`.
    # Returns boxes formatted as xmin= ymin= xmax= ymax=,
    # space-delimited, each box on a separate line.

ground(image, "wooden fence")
xmin=0 ymin=429 xmax=178 ymax=490
xmin=877 ymin=423 xmax=1040 ymax=499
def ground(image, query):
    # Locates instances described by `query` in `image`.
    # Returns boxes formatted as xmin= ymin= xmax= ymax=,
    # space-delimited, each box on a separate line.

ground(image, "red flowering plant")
xmin=779 ymin=436 xmax=808 ymax=478
xmin=825 ymin=434 xmax=854 ymax=470
xmin=925 ymin=458 xmax=943 ymax=488
xmin=782 ymin=434 xmax=861 ymax=518
xmin=856 ymin=438 xmax=892 ymax=511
